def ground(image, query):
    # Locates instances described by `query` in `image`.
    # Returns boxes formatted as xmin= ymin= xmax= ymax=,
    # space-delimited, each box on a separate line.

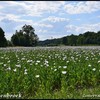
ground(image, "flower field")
xmin=0 ymin=46 xmax=100 ymax=99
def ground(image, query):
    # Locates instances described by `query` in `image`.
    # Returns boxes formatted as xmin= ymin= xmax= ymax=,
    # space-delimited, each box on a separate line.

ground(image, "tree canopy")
xmin=0 ymin=27 xmax=7 ymax=47
xmin=11 ymin=24 xmax=39 ymax=46
xmin=38 ymin=31 xmax=100 ymax=46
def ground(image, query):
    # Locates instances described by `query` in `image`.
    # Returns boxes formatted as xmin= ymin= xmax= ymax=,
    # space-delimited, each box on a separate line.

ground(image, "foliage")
xmin=38 ymin=31 xmax=100 ymax=46
xmin=11 ymin=25 xmax=39 ymax=46
xmin=0 ymin=27 xmax=7 ymax=47
xmin=0 ymin=47 xmax=100 ymax=99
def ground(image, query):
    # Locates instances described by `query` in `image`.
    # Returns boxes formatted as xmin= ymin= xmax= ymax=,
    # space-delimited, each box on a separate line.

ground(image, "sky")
xmin=0 ymin=1 xmax=100 ymax=41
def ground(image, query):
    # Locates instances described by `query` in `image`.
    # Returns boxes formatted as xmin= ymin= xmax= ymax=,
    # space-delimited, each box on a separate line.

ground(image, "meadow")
xmin=0 ymin=46 xmax=100 ymax=99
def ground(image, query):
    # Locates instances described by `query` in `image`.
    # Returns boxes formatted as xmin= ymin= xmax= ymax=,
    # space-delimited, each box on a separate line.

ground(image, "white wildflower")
xmin=63 ymin=66 xmax=67 ymax=69
xmin=16 ymin=64 xmax=21 ymax=68
xmin=59 ymin=66 xmax=61 ymax=68
xmin=25 ymin=69 xmax=27 ymax=72
xmin=67 ymin=61 xmax=69 ymax=63
xmin=35 ymin=62 xmax=38 ymax=65
xmin=51 ymin=67 xmax=53 ymax=70
xmin=24 ymin=71 xmax=27 ymax=75
xmin=98 ymin=60 xmax=100 ymax=63
xmin=1 ymin=57 xmax=4 ymax=59
xmin=35 ymin=75 xmax=40 ymax=78
xmin=21 ymin=58 xmax=25 ymax=60
xmin=4 ymin=64 xmax=6 ymax=67
xmin=7 ymin=67 xmax=11 ymax=70
xmin=44 ymin=60 xmax=48 ymax=64
xmin=36 ymin=60 xmax=40 ymax=63
xmin=88 ymin=64 xmax=91 ymax=67
xmin=30 ymin=63 xmax=32 ymax=66
xmin=62 ymin=71 xmax=67 ymax=74
xmin=54 ymin=69 xmax=57 ymax=71
xmin=92 ymin=68 xmax=96 ymax=71
xmin=27 ymin=60 xmax=32 ymax=63
xmin=7 ymin=60 xmax=10 ymax=63
xmin=13 ymin=68 xmax=17 ymax=72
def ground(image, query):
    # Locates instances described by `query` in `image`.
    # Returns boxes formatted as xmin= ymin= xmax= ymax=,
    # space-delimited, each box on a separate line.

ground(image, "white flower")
xmin=54 ymin=69 xmax=57 ymax=71
xmin=63 ymin=66 xmax=67 ymax=69
xmin=27 ymin=60 xmax=32 ymax=63
xmin=35 ymin=75 xmax=40 ymax=78
xmin=36 ymin=60 xmax=40 ymax=63
xmin=35 ymin=63 xmax=38 ymax=65
xmin=85 ymin=57 xmax=88 ymax=60
xmin=1 ymin=57 xmax=4 ymax=59
xmin=62 ymin=71 xmax=67 ymax=74
xmin=41 ymin=65 xmax=43 ymax=67
xmin=16 ymin=64 xmax=21 ymax=68
xmin=7 ymin=67 xmax=11 ymax=70
xmin=44 ymin=60 xmax=48 ymax=64
xmin=51 ymin=67 xmax=53 ymax=70
xmin=21 ymin=58 xmax=25 ymax=60
xmin=88 ymin=64 xmax=91 ymax=67
xmin=30 ymin=63 xmax=32 ymax=66
xmin=92 ymin=68 xmax=96 ymax=71
xmin=7 ymin=60 xmax=10 ymax=63
xmin=45 ymin=64 xmax=49 ymax=67
xmin=67 ymin=61 xmax=69 ymax=63
xmin=59 ymin=66 xmax=61 ymax=68
xmin=63 ymin=57 xmax=66 ymax=60
xmin=25 ymin=69 xmax=27 ymax=72
xmin=13 ymin=68 xmax=17 ymax=72
xmin=4 ymin=64 xmax=6 ymax=67
xmin=98 ymin=60 xmax=100 ymax=63
xmin=24 ymin=71 xmax=27 ymax=75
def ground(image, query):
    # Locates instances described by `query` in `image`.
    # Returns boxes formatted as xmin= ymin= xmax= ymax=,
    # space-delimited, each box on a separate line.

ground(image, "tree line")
xmin=0 ymin=24 xmax=39 ymax=47
xmin=0 ymin=24 xmax=100 ymax=47
xmin=38 ymin=31 xmax=100 ymax=46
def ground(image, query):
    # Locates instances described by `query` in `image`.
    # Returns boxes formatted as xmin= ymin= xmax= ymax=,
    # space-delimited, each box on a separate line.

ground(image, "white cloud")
xmin=37 ymin=29 xmax=47 ymax=33
xmin=0 ymin=1 xmax=100 ymax=41
xmin=34 ymin=23 xmax=53 ymax=28
xmin=0 ymin=1 xmax=65 ymax=17
xmin=64 ymin=1 xmax=100 ymax=14
xmin=66 ymin=23 xmax=100 ymax=34
xmin=41 ymin=16 xmax=70 ymax=23
xmin=27 ymin=1 xmax=65 ymax=17
xmin=0 ymin=6 xmax=3 ymax=9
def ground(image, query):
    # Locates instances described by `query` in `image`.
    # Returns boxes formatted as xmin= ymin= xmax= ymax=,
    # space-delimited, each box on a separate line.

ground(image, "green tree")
xmin=0 ymin=27 xmax=7 ymax=47
xmin=62 ymin=36 xmax=68 ymax=45
xmin=22 ymin=24 xmax=39 ymax=46
xmin=67 ymin=34 xmax=78 ymax=46
xmin=11 ymin=31 xmax=19 ymax=46
xmin=11 ymin=24 xmax=39 ymax=46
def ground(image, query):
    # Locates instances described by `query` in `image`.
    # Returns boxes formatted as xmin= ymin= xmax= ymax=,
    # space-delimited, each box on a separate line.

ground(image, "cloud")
xmin=0 ymin=1 xmax=65 ymax=17
xmin=41 ymin=16 xmax=70 ymax=23
xmin=0 ymin=1 xmax=100 ymax=41
xmin=36 ymin=29 xmax=47 ymax=33
xmin=1 ymin=18 xmax=14 ymax=23
xmin=66 ymin=23 xmax=100 ymax=34
xmin=34 ymin=23 xmax=53 ymax=28
xmin=64 ymin=1 xmax=100 ymax=14
xmin=0 ymin=6 xmax=3 ymax=9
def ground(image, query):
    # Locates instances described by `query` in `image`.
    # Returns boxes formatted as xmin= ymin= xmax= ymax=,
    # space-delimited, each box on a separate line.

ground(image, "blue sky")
xmin=0 ymin=1 xmax=100 ymax=40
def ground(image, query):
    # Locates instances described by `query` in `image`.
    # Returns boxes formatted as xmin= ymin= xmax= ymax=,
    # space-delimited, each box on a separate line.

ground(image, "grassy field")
xmin=0 ymin=46 xmax=100 ymax=99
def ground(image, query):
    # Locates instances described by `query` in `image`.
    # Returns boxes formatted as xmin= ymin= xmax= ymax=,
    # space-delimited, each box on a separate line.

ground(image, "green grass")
xmin=0 ymin=47 xmax=100 ymax=99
